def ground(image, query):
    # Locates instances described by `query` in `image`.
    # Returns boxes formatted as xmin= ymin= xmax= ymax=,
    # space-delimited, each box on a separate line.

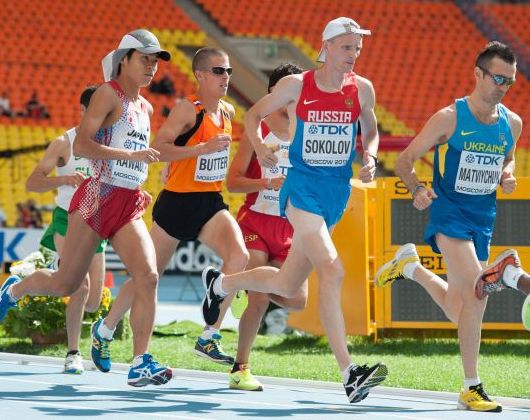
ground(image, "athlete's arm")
xmin=74 ymin=84 xmax=159 ymax=163
xmin=26 ymin=135 xmax=86 ymax=193
xmin=245 ymin=75 xmax=302 ymax=168
xmin=396 ymin=106 xmax=456 ymax=210
xmin=500 ymin=111 xmax=522 ymax=194
xmin=227 ymin=132 xmax=271 ymax=193
xmin=357 ymin=76 xmax=379 ymax=183
xmin=152 ymin=99 xmax=230 ymax=162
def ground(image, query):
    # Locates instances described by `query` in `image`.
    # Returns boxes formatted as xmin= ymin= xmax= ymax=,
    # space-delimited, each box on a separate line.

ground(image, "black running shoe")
xmin=201 ymin=266 xmax=225 ymax=326
xmin=344 ymin=362 xmax=388 ymax=403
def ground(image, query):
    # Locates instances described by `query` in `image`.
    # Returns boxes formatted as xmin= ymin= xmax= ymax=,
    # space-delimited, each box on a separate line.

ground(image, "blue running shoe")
xmin=0 ymin=275 xmax=20 ymax=321
xmin=91 ymin=319 xmax=112 ymax=372
xmin=127 ymin=353 xmax=173 ymax=387
xmin=194 ymin=334 xmax=234 ymax=365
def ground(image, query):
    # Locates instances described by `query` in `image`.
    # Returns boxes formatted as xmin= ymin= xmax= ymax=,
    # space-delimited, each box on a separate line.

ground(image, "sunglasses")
xmin=204 ymin=66 xmax=233 ymax=76
xmin=478 ymin=66 xmax=515 ymax=87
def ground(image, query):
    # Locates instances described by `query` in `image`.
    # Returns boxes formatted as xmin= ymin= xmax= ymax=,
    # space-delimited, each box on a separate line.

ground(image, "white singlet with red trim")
xmin=92 ymin=80 xmax=150 ymax=189
xmin=249 ymin=129 xmax=291 ymax=216
xmin=55 ymin=127 xmax=93 ymax=210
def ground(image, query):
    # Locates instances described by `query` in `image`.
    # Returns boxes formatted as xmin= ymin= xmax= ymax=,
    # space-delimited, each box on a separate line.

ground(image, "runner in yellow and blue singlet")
xmin=426 ymin=97 xmax=514 ymax=261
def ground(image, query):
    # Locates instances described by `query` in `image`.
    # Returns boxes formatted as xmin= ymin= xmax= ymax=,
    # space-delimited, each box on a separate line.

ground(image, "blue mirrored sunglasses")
xmin=478 ymin=66 xmax=515 ymax=87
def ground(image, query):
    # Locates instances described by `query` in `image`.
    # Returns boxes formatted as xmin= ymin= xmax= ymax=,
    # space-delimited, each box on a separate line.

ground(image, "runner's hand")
xmin=142 ymin=190 xmax=153 ymax=207
xmin=268 ymin=176 xmax=285 ymax=191
xmin=63 ymin=171 xmax=86 ymax=187
xmin=413 ymin=187 xmax=437 ymax=211
xmin=202 ymin=134 xmax=231 ymax=154
xmin=359 ymin=151 xmax=376 ymax=183
xmin=501 ymin=171 xmax=516 ymax=194
xmin=256 ymin=142 xmax=278 ymax=168
xmin=131 ymin=148 xmax=160 ymax=164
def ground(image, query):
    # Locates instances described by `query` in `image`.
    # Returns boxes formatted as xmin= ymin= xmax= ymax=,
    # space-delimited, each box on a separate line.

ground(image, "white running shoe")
xmin=64 ymin=352 xmax=84 ymax=374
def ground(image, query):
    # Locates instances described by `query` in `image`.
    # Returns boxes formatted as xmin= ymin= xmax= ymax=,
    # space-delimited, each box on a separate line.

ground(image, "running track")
xmin=0 ymin=353 xmax=528 ymax=419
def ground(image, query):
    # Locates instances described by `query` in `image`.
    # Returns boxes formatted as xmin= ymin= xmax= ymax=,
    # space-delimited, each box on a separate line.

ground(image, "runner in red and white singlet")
xmin=4 ymin=29 xmax=173 ymax=388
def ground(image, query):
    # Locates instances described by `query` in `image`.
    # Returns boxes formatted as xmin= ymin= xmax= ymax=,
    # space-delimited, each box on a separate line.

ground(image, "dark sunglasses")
xmin=478 ymin=66 xmax=515 ymax=87
xmin=207 ymin=66 xmax=233 ymax=76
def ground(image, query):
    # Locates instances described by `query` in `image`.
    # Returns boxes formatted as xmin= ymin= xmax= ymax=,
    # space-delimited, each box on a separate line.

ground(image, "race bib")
xmin=251 ymin=143 xmax=291 ymax=216
xmin=455 ymin=151 xmax=504 ymax=195
xmin=111 ymin=159 xmax=148 ymax=186
xmin=194 ymin=148 xmax=229 ymax=182
xmin=302 ymin=122 xmax=352 ymax=166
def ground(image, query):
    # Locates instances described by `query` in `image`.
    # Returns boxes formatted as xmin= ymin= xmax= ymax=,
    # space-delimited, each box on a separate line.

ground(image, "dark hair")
xmin=268 ymin=63 xmax=303 ymax=93
xmin=117 ymin=49 xmax=136 ymax=77
xmin=475 ymin=41 xmax=516 ymax=70
xmin=79 ymin=85 xmax=99 ymax=108
xmin=192 ymin=47 xmax=227 ymax=74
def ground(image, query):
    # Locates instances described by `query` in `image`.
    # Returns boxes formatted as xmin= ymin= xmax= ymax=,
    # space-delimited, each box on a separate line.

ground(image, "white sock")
xmin=201 ymin=327 xmax=219 ymax=340
xmin=396 ymin=244 xmax=420 ymax=280
xmin=212 ymin=274 xmax=228 ymax=297
xmin=97 ymin=319 xmax=115 ymax=340
xmin=464 ymin=377 xmax=480 ymax=389
xmin=341 ymin=363 xmax=358 ymax=383
xmin=131 ymin=354 xmax=145 ymax=367
xmin=503 ymin=265 xmax=524 ymax=289
xmin=403 ymin=262 xmax=420 ymax=280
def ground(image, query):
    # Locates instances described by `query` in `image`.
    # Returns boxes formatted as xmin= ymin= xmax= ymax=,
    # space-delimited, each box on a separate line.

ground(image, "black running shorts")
xmin=152 ymin=189 xmax=229 ymax=241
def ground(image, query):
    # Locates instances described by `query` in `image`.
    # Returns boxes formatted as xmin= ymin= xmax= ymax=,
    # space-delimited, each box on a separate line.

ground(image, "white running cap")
xmin=317 ymin=17 xmax=371 ymax=63
xmin=102 ymin=29 xmax=171 ymax=82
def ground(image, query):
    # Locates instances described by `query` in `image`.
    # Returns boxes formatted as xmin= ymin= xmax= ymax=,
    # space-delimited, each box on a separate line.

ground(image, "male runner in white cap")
xmin=201 ymin=17 xmax=387 ymax=403
xmin=0 ymin=29 xmax=172 ymax=387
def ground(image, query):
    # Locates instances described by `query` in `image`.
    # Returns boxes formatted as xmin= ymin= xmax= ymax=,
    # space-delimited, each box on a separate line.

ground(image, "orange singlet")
xmin=164 ymin=95 xmax=232 ymax=193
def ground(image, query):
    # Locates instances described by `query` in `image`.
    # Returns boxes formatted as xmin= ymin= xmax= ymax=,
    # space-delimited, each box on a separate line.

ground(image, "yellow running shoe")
xmin=230 ymin=290 xmax=248 ymax=319
xmin=522 ymin=294 xmax=530 ymax=331
xmin=457 ymin=383 xmax=502 ymax=412
xmin=375 ymin=243 xmax=420 ymax=287
xmin=229 ymin=364 xmax=263 ymax=391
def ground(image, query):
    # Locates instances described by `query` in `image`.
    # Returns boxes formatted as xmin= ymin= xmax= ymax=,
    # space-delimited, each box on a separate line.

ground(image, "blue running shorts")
xmin=279 ymin=169 xmax=351 ymax=228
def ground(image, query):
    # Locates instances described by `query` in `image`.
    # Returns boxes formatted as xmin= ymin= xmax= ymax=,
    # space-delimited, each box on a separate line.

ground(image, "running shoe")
xmin=91 ymin=319 xmax=112 ymax=372
xmin=522 ymin=294 xmax=530 ymax=331
xmin=0 ymin=275 xmax=20 ymax=321
xmin=201 ymin=266 xmax=225 ymax=326
xmin=64 ymin=352 xmax=84 ymax=375
xmin=475 ymin=249 xmax=520 ymax=299
xmin=231 ymin=290 xmax=248 ymax=319
xmin=375 ymin=244 xmax=419 ymax=287
xmin=194 ymin=334 xmax=234 ymax=365
xmin=344 ymin=362 xmax=388 ymax=403
xmin=457 ymin=383 xmax=502 ymax=412
xmin=127 ymin=353 xmax=173 ymax=387
xmin=229 ymin=364 xmax=263 ymax=391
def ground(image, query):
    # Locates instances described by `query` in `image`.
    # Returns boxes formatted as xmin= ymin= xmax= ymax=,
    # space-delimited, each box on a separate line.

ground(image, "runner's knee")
xmin=283 ymin=293 xmax=307 ymax=312
xmin=132 ymin=270 xmax=159 ymax=290
xmin=224 ymin=247 xmax=250 ymax=272
xmin=247 ymin=292 xmax=270 ymax=314
xmin=276 ymin=281 xmax=303 ymax=298
xmin=69 ymin=277 xmax=89 ymax=301
xmin=317 ymin=259 xmax=344 ymax=286
xmin=58 ymin=279 xmax=86 ymax=296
